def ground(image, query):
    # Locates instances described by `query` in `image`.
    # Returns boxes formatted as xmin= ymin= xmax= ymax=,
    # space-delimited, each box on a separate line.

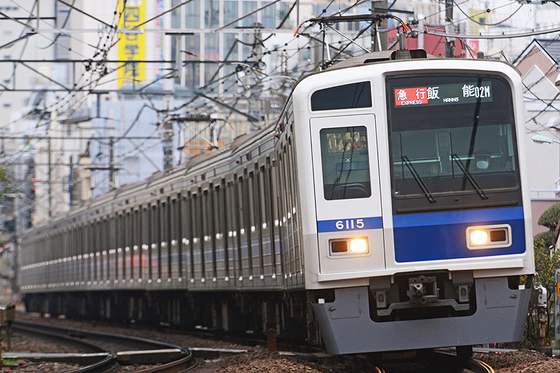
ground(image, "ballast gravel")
xmin=7 ymin=312 xmax=560 ymax=373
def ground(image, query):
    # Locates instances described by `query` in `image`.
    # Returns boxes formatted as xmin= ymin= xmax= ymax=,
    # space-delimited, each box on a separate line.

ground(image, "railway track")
xmin=11 ymin=320 xmax=195 ymax=372
xmin=10 ymin=316 xmax=496 ymax=373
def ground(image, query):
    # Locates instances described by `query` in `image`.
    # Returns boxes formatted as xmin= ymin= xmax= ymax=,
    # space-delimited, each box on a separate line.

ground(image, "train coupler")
xmin=407 ymin=275 xmax=438 ymax=304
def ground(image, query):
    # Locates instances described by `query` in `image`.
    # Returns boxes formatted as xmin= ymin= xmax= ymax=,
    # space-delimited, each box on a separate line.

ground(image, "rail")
xmin=12 ymin=321 xmax=195 ymax=373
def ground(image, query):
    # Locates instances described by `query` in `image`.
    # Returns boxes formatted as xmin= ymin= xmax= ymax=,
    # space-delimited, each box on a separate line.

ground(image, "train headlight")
xmin=469 ymin=230 xmax=488 ymax=245
xmin=350 ymin=238 xmax=368 ymax=253
xmin=466 ymin=224 xmax=511 ymax=250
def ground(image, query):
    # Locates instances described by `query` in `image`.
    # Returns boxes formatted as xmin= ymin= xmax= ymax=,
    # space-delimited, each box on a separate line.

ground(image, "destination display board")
xmin=394 ymin=82 xmax=492 ymax=107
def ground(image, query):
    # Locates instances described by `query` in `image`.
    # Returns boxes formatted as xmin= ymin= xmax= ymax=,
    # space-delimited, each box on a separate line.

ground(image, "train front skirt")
xmin=312 ymin=277 xmax=530 ymax=355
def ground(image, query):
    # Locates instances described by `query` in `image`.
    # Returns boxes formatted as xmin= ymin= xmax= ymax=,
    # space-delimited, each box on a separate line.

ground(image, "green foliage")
xmin=523 ymin=214 xmax=560 ymax=348
xmin=533 ymin=239 xmax=560 ymax=291
xmin=0 ymin=166 xmax=15 ymax=249
xmin=0 ymin=166 xmax=15 ymax=202
xmin=537 ymin=203 xmax=560 ymax=231
xmin=534 ymin=230 xmax=555 ymax=249
xmin=522 ymin=238 xmax=560 ymax=347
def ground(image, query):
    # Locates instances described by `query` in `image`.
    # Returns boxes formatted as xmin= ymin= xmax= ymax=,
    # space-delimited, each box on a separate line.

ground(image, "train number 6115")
xmin=335 ymin=219 xmax=364 ymax=230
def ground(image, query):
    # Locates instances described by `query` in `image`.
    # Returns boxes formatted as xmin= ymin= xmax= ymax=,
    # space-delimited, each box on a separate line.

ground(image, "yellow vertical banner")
xmin=118 ymin=0 xmax=146 ymax=87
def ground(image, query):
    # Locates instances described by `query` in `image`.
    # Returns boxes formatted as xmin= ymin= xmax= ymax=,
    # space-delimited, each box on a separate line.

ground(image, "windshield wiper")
xmin=401 ymin=155 xmax=436 ymax=203
xmin=451 ymin=153 xmax=488 ymax=200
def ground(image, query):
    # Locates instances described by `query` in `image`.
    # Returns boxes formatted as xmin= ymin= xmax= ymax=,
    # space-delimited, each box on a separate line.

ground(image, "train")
xmin=18 ymin=48 xmax=535 ymax=356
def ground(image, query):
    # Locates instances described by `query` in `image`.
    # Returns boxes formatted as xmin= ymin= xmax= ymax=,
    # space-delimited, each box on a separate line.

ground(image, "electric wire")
xmin=30 ymin=0 xmax=76 ymax=50
xmin=453 ymin=0 xmax=524 ymax=27
xmin=5 ymin=0 xmax=560 ymax=214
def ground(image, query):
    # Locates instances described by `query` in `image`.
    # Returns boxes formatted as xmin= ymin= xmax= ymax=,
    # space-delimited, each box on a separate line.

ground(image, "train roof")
xmin=326 ymin=49 xmax=431 ymax=70
xmin=22 ymin=122 xmax=277 ymax=234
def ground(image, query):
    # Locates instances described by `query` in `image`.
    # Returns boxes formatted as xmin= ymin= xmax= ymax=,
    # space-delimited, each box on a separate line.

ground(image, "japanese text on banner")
xmin=118 ymin=0 xmax=146 ymax=88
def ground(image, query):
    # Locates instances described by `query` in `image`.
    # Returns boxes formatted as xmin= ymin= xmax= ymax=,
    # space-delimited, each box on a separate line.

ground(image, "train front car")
xmin=292 ymin=52 xmax=534 ymax=355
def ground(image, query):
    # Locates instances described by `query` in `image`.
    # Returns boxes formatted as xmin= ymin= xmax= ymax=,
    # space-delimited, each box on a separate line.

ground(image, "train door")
xmin=310 ymin=114 xmax=385 ymax=276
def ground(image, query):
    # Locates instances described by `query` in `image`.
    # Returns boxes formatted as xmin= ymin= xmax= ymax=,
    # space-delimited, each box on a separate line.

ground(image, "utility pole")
xmin=248 ymin=23 xmax=264 ymax=128
xmin=163 ymin=121 xmax=174 ymax=170
xmin=163 ymin=32 xmax=194 ymax=167
xmin=109 ymin=137 xmax=115 ymax=188
xmin=48 ymin=136 xmax=52 ymax=218
xmin=371 ymin=0 xmax=388 ymax=51
xmin=445 ymin=0 xmax=455 ymax=58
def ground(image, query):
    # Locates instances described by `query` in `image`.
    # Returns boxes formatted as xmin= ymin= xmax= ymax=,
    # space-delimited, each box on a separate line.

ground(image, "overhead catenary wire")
xmin=453 ymin=0 xmax=524 ymax=27
xmin=1 ymin=0 xmax=126 ymax=132
xmin=1 ymin=1 xmax=320 ymax=213
xmin=4 ymin=0 xmax=560 ymax=214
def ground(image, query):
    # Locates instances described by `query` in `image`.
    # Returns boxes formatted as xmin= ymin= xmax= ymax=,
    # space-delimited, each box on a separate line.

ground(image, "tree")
xmin=534 ymin=202 xmax=560 ymax=249
xmin=0 ymin=166 xmax=18 ymax=242
xmin=0 ymin=167 xmax=15 ymax=201
xmin=524 ymin=237 xmax=560 ymax=347
xmin=537 ymin=202 xmax=560 ymax=232
xmin=523 ymin=203 xmax=560 ymax=347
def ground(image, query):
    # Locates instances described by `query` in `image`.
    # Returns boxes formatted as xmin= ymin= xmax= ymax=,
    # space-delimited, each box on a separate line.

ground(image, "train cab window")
xmin=320 ymin=126 xmax=371 ymax=200
xmin=386 ymin=74 xmax=521 ymax=212
xmin=311 ymin=82 xmax=372 ymax=111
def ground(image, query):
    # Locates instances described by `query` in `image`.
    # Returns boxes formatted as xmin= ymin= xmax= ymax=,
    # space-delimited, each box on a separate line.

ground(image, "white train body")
xmin=293 ymin=52 xmax=534 ymax=354
xmin=18 ymin=50 xmax=534 ymax=355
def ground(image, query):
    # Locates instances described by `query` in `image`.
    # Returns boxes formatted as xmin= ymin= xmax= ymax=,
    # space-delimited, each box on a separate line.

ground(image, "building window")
xmin=224 ymin=0 xmax=238 ymax=29
xmin=184 ymin=35 xmax=201 ymax=88
xmin=185 ymin=0 xmax=201 ymax=29
xmin=205 ymin=0 xmax=219 ymax=28
xmin=242 ymin=1 xmax=257 ymax=27
xmin=171 ymin=0 xmax=182 ymax=28
xmin=261 ymin=1 xmax=276 ymax=28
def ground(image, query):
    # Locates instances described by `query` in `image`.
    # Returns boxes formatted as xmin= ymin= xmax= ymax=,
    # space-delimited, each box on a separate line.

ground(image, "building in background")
xmin=1 ymin=0 xmax=560 ymax=233
xmin=514 ymin=38 xmax=560 ymax=234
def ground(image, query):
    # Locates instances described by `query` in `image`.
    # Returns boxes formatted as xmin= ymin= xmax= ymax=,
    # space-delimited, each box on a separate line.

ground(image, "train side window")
xmin=149 ymin=205 xmax=156 ymax=279
xmin=311 ymin=81 xmax=371 ymax=111
xmin=236 ymin=175 xmax=247 ymax=277
xmin=202 ymin=189 xmax=209 ymax=279
xmin=134 ymin=210 xmax=138 ymax=279
xmin=100 ymin=220 xmax=106 ymax=281
xmin=187 ymin=193 xmax=196 ymax=280
xmin=156 ymin=202 xmax=163 ymax=280
xmin=269 ymin=159 xmax=281 ymax=275
xmin=106 ymin=218 xmax=111 ymax=281
xmin=220 ymin=180 xmax=230 ymax=279
xmin=116 ymin=214 xmax=122 ymax=279
xmin=161 ymin=199 xmax=170 ymax=279
xmin=244 ymin=172 xmax=255 ymax=276
xmin=122 ymin=213 xmax=127 ymax=278
xmin=319 ymin=126 xmax=371 ymax=200
xmin=83 ymin=225 xmax=88 ymax=282
xmin=172 ymin=197 xmax=182 ymax=279
xmin=141 ymin=206 xmax=149 ymax=279
xmin=125 ymin=212 xmax=131 ymax=278
xmin=209 ymin=186 xmax=218 ymax=279
xmin=92 ymin=223 xmax=97 ymax=282
xmin=255 ymin=167 xmax=265 ymax=275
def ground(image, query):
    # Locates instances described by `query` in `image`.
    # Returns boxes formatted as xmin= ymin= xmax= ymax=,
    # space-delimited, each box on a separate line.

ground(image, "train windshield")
xmin=320 ymin=126 xmax=371 ymax=200
xmin=386 ymin=74 xmax=520 ymax=212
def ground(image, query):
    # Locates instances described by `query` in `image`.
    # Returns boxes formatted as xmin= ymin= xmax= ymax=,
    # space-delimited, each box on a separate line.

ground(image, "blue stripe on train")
xmin=393 ymin=206 xmax=525 ymax=262
xmin=317 ymin=216 xmax=383 ymax=233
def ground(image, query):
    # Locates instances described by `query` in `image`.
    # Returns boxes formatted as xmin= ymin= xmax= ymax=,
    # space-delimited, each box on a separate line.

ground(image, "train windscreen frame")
xmin=386 ymin=73 xmax=522 ymax=213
